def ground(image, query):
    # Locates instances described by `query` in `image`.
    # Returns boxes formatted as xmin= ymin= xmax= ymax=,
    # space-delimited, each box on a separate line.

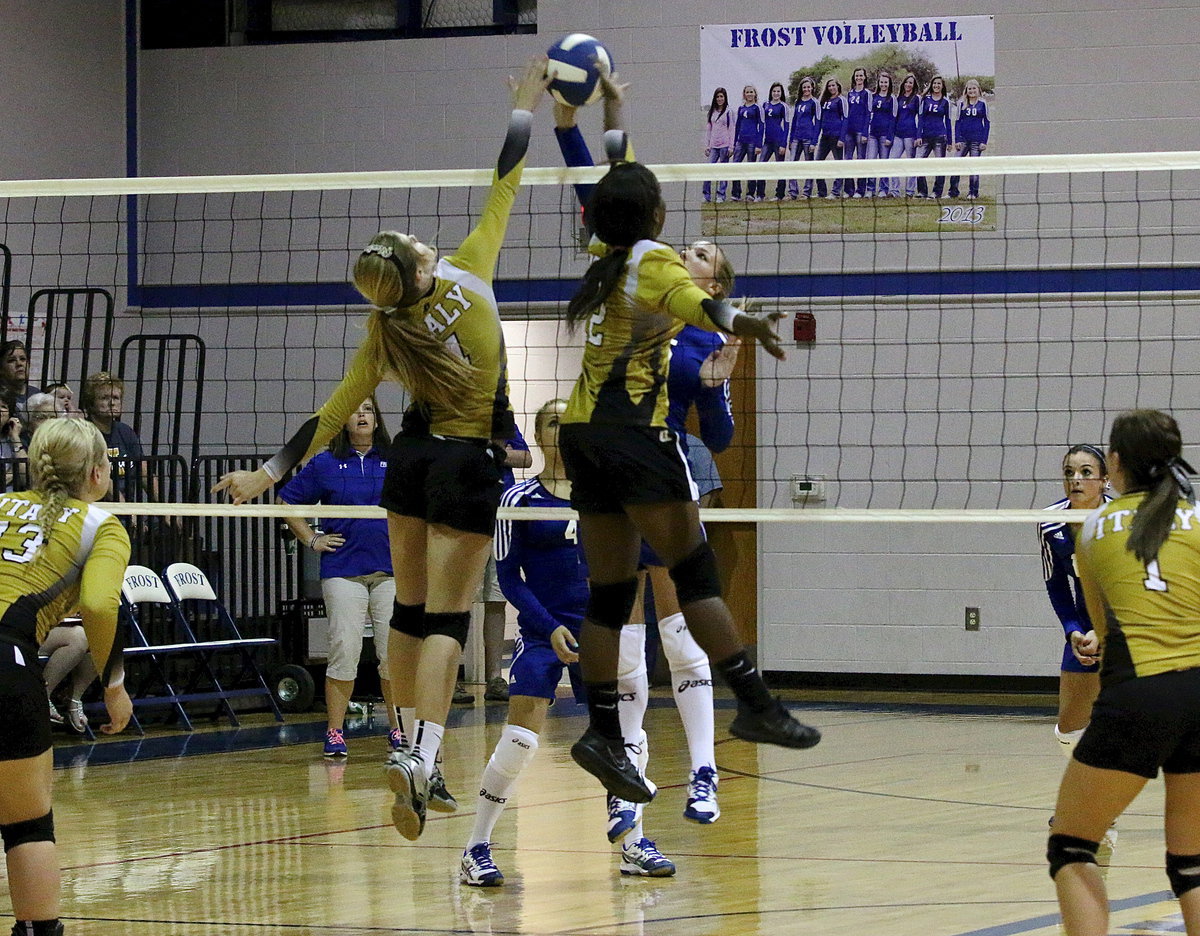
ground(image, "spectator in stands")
xmin=21 ymin=394 xmax=57 ymax=447
xmin=81 ymin=372 xmax=147 ymax=502
xmin=42 ymin=382 xmax=81 ymax=418
xmin=0 ymin=340 xmax=38 ymax=418
xmin=40 ymin=622 xmax=94 ymax=734
xmin=0 ymin=396 xmax=25 ymax=460
xmin=278 ymin=397 xmax=404 ymax=759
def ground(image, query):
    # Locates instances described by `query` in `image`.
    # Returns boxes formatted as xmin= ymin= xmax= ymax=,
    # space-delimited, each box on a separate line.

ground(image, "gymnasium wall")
xmin=0 ymin=2 xmax=1194 ymax=678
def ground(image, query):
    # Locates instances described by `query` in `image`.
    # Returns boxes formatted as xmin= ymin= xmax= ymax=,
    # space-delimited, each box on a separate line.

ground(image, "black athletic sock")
xmin=585 ymin=681 xmax=623 ymax=740
xmin=11 ymin=920 xmax=63 ymax=936
xmin=715 ymin=650 xmax=774 ymax=713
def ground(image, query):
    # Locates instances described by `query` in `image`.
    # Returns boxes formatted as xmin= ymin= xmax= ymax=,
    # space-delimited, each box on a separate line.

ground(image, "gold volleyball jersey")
xmin=0 ymin=491 xmax=129 ymax=676
xmin=563 ymin=239 xmax=722 ymax=427
xmin=298 ymin=161 xmax=523 ymax=457
xmin=1076 ymin=492 xmax=1200 ymax=682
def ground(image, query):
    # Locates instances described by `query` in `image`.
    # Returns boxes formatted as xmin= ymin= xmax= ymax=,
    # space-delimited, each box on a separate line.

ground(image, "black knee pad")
xmin=669 ymin=542 xmax=722 ymax=605
xmin=424 ymin=611 xmax=470 ymax=648
xmin=1047 ymin=833 xmax=1099 ymax=879
xmin=1 ymin=811 xmax=54 ymax=853
xmin=1166 ymin=851 xmax=1200 ymax=897
xmin=586 ymin=578 xmax=639 ymax=630
xmin=390 ymin=600 xmax=425 ymax=637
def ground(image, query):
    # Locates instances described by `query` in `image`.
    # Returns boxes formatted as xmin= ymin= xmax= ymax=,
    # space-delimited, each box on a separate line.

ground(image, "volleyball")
xmin=545 ymin=33 xmax=612 ymax=107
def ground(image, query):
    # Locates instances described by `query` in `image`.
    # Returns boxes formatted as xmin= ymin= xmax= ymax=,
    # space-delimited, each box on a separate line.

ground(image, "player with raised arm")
xmin=556 ymin=75 xmax=821 ymax=804
xmin=214 ymin=57 xmax=549 ymax=842
xmin=0 ymin=418 xmax=133 ymax=936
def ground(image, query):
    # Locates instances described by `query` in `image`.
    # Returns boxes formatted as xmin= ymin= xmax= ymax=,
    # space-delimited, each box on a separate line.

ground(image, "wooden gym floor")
xmin=35 ymin=691 xmax=1181 ymax=935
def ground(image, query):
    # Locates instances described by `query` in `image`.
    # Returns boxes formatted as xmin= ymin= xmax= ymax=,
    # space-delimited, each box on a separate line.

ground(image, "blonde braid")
xmin=33 ymin=449 xmax=69 ymax=561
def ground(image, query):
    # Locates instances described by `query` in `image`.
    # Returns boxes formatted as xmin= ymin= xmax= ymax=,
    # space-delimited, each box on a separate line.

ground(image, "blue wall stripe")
xmin=135 ymin=266 xmax=1200 ymax=310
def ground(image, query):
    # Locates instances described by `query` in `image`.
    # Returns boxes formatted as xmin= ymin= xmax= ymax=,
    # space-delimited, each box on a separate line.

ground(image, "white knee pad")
xmin=657 ymin=613 xmax=708 ymax=672
xmin=1055 ymin=724 xmax=1085 ymax=757
xmin=618 ymin=623 xmax=648 ymax=682
xmin=491 ymin=725 xmax=539 ymax=779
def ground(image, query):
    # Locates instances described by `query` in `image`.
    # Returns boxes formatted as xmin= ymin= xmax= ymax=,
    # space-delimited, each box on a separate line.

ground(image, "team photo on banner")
xmin=699 ymin=15 xmax=996 ymax=236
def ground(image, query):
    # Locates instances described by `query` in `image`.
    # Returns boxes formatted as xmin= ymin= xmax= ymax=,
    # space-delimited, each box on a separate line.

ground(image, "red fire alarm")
xmin=793 ymin=311 xmax=816 ymax=343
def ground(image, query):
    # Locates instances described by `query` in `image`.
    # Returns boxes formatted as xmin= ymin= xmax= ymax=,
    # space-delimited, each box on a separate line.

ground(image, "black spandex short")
xmin=0 ymin=647 xmax=52 ymax=761
xmin=380 ymin=434 xmax=504 ymax=537
xmin=558 ymin=423 xmax=698 ymax=515
xmin=1074 ymin=668 xmax=1200 ymax=779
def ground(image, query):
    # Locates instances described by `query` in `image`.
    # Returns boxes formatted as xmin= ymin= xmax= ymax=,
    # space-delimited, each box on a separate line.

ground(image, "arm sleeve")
xmin=754 ymin=107 xmax=765 ymax=148
xmin=981 ymin=102 xmax=991 ymax=143
xmin=446 ymin=109 xmax=531 ymax=281
xmin=554 ymin=124 xmax=596 ymax=209
xmin=264 ymin=342 xmax=384 ymax=482
xmin=696 ymin=381 xmax=735 ymax=453
xmin=635 ymin=249 xmax=728 ymax=332
xmin=1041 ymin=532 xmax=1084 ymax=637
xmin=77 ymin=516 xmax=131 ymax=683
xmin=496 ymin=530 xmax=561 ymax=642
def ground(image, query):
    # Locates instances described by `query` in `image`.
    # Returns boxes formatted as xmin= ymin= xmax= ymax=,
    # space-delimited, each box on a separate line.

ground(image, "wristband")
xmin=309 ymin=531 xmax=322 ymax=550
xmin=106 ymin=673 xmax=125 ymax=690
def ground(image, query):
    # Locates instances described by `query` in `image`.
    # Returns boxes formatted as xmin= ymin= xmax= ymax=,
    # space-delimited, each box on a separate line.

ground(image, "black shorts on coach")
xmin=380 ymin=434 xmax=504 ymax=537
xmin=558 ymin=423 xmax=698 ymax=515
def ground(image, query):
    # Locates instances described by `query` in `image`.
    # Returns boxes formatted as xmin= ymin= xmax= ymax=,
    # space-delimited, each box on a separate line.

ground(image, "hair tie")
xmin=1169 ymin=456 xmax=1197 ymax=506
xmin=362 ymin=243 xmax=394 ymax=259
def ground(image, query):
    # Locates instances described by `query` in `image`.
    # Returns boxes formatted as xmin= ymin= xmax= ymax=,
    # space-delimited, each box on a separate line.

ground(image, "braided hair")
xmin=27 ymin=418 xmax=108 ymax=560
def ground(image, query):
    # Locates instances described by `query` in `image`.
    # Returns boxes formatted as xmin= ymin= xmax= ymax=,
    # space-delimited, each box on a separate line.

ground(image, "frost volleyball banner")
xmin=698 ymin=15 xmax=996 ymax=235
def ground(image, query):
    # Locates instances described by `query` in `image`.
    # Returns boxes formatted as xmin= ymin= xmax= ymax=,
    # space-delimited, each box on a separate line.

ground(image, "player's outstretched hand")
xmin=213 ymin=467 xmax=273 ymax=505
xmin=551 ymin=625 xmax=579 ymax=664
xmin=732 ymin=309 xmax=788 ymax=361
xmin=101 ymin=684 xmax=132 ymax=734
xmin=511 ymin=54 xmax=550 ymax=111
xmin=700 ymin=336 xmax=742 ymax=387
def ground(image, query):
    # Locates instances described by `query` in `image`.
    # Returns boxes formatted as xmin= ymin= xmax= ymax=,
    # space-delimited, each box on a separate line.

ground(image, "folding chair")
xmin=119 ymin=565 xmax=193 ymax=732
xmin=162 ymin=562 xmax=283 ymax=724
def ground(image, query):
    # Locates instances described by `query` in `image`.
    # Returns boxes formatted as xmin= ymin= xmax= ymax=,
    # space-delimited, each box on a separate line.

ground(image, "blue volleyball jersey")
xmin=762 ymin=100 xmax=789 ymax=147
xmin=278 ymin=447 xmax=392 ymax=579
xmin=919 ymin=96 xmax=952 ymax=140
xmin=869 ymin=93 xmax=897 ymax=138
xmin=956 ymin=99 xmax=990 ymax=144
xmin=789 ymin=98 xmax=819 ymax=144
xmin=667 ymin=326 xmax=734 ymax=455
xmin=846 ymin=88 xmax=872 ymax=134
xmin=895 ymin=94 xmax=920 ymax=137
xmin=819 ymin=96 xmax=847 ymax=137
xmin=734 ymin=104 xmax=764 ymax=146
xmin=494 ymin=478 xmax=588 ymax=641
xmin=1040 ymin=495 xmax=1111 ymax=638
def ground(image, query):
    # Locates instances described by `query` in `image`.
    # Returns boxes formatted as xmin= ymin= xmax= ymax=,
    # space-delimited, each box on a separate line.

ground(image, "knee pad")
xmin=424 ymin=611 xmax=470 ymax=648
xmin=1166 ymin=852 xmax=1200 ymax=897
xmin=390 ymin=600 xmax=425 ymax=637
xmin=587 ymin=578 xmax=639 ymax=631
xmin=668 ymin=543 xmax=722 ymax=606
xmin=618 ymin=624 xmax=648 ymax=682
xmin=489 ymin=725 xmax=539 ymax=780
xmin=658 ymin=612 xmax=709 ymax=672
xmin=1047 ymin=833 xmax=1099 ymax=879
xmin=1055 ymin=724 xmax=1085 ymax=758
xmin=1 ymin=811 xmax=54 ymax=852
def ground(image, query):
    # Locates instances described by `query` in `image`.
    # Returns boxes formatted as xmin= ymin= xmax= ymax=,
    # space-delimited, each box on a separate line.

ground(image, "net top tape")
xmin=2 ymin=150 xmax=1198 ymax=198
